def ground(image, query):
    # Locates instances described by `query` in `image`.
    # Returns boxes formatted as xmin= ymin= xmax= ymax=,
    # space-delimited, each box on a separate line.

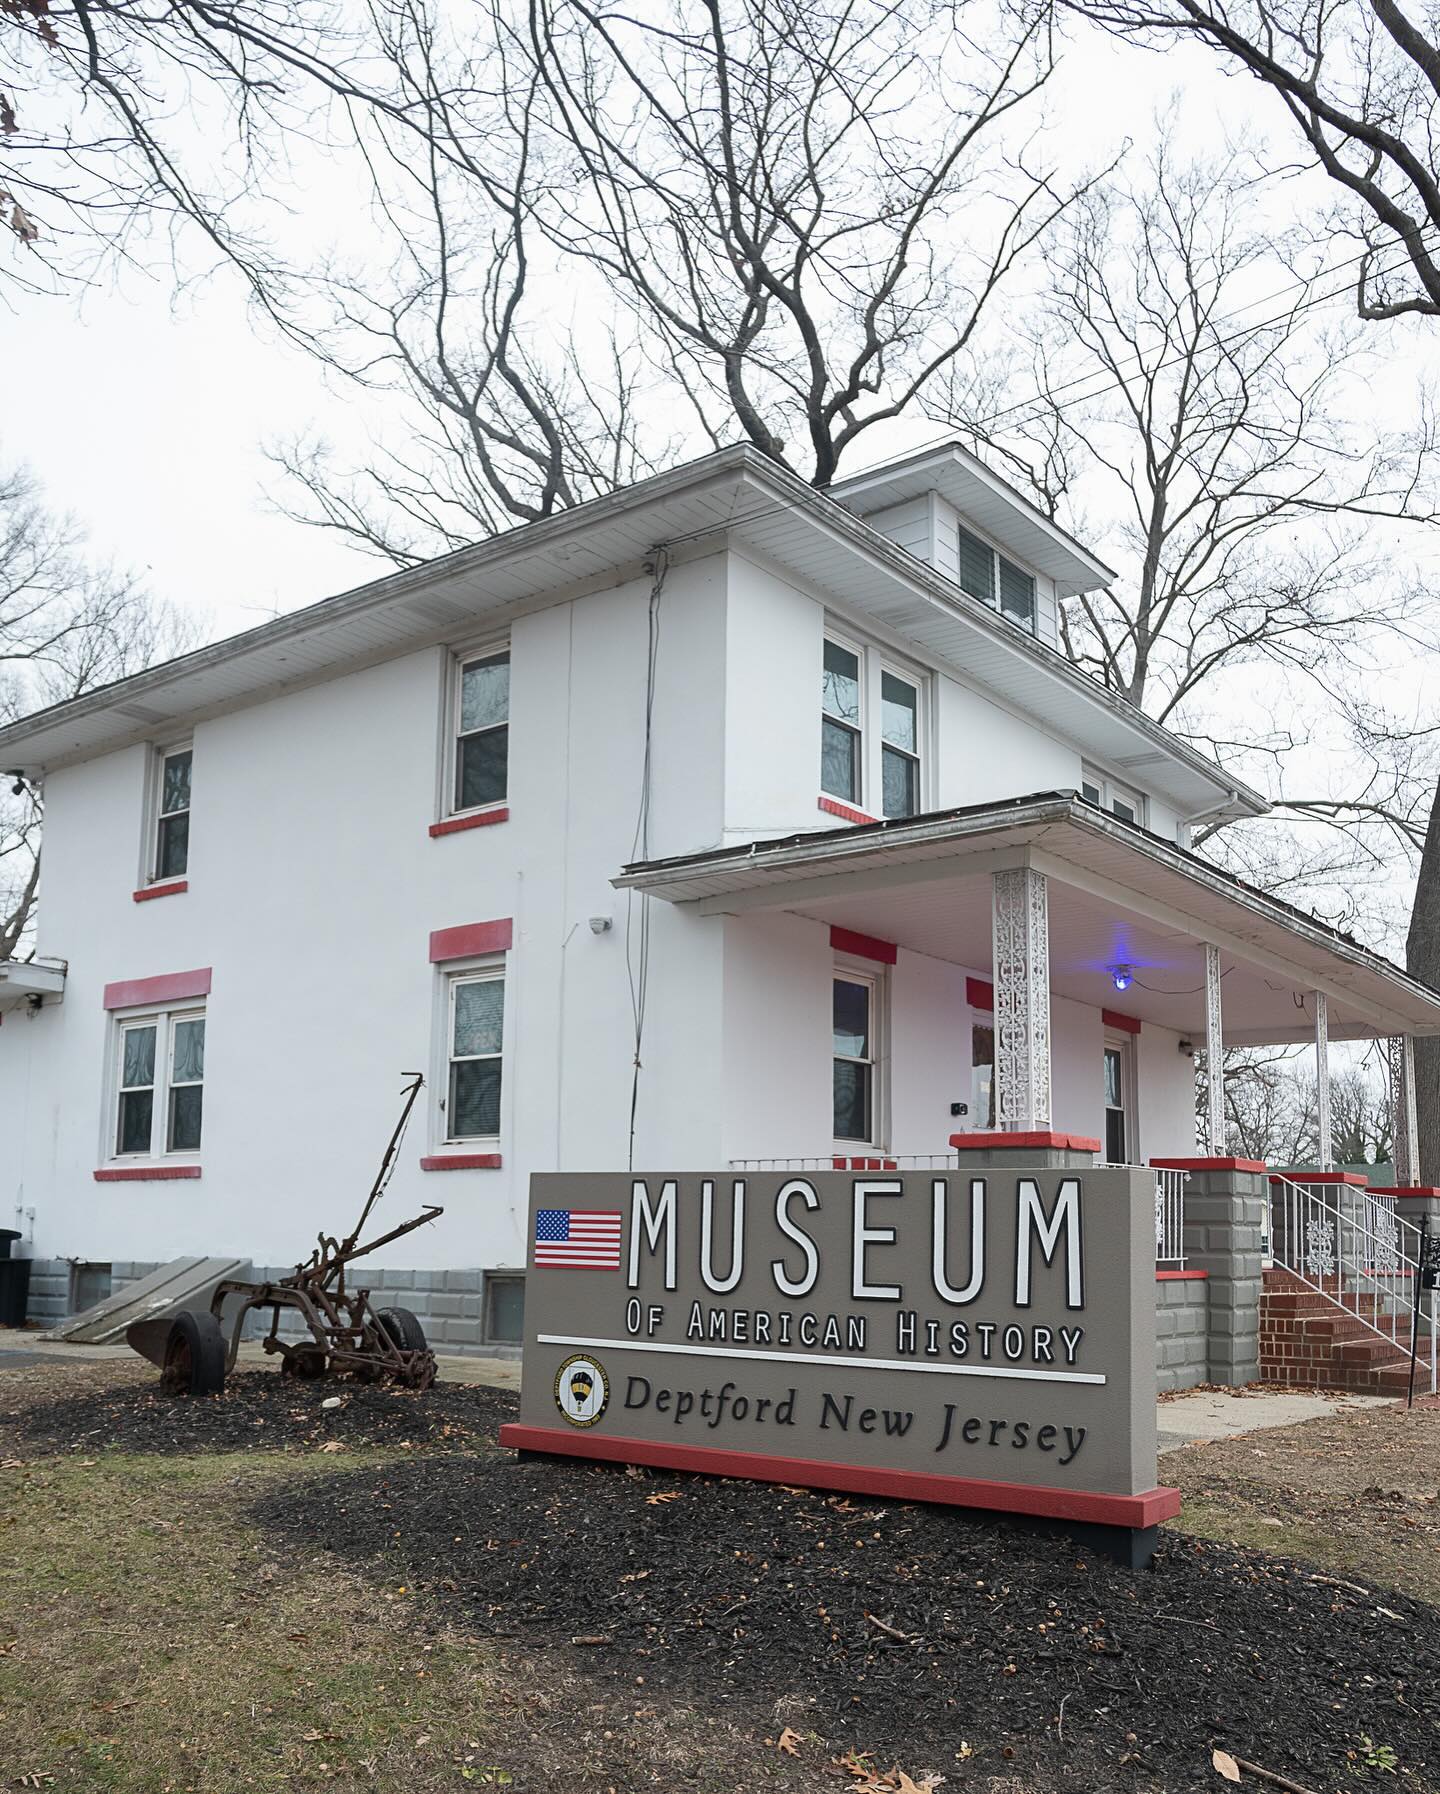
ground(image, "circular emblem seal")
xmin=554 ymin=1353 xmax=609 ymax=1428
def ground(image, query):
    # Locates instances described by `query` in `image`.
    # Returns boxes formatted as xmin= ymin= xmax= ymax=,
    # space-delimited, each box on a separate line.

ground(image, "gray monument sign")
xmin=500 ymin=1165 xmax=1179 ymax=1562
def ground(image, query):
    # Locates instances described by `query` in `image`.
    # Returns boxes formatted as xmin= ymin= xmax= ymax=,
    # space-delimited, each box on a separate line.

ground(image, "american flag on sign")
xmin=534 ymin=1207 xmax=623 ymax=1270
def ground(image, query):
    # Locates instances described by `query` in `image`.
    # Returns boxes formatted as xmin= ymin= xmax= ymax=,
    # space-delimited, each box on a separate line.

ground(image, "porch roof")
xmin=615 ymin=794 xmax=1440 ymax=1046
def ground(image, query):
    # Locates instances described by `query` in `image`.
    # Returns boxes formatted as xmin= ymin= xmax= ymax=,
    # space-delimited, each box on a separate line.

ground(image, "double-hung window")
xmin=821 ymin=634 xmax=925 ymax=821
xmin=454 ymin=650 xmax=510 ymax=814
xmin=446 ymin=969 xmax=505 ymax=1141
xmin=154 ymin=747 xmax=192 ymax=880
xmin=1081 ymin=765 xmax=1145 ymax=827
xmin=114 ymin=1008 xmax=205 ymax=1158
xmin=821 ymin=639 xmax=863 ymax=806
xmin=833 ymin=969 xmax=882 ymax=1146
xmin=956 ymin=525 xmax=1037 ymax=633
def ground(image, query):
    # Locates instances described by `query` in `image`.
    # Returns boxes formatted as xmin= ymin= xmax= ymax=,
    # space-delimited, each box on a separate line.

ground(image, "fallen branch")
xmin=1306 ymin=1573 xmax=1370 ymax=1598
xmin=1233 ymin=1758 xmax=1320 ymax=1794
xmin=569 ymin=1635 xmax=611 ymax=1646
xmin=864 ymin=1612 xmax=916 ymax=1644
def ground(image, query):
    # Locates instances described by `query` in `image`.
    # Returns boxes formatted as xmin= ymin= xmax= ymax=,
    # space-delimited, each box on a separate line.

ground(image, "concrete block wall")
xmin=17 ymin=1258 xmax=70 ymax=1327
xmin=1154 ymin=1275 xmax=1209 ymax=1391
xmin=1174 ymin=1159 xmax=1267 ymax=1385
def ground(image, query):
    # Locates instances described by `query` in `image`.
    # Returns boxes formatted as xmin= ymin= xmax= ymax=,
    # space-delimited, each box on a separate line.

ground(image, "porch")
xmin=618 ymin=792 xmax=1440 ymax=1394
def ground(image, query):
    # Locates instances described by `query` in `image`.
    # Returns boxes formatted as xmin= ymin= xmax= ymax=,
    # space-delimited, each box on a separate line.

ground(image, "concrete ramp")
xmin=41 ymin=1257 xmax=251 ymax=1344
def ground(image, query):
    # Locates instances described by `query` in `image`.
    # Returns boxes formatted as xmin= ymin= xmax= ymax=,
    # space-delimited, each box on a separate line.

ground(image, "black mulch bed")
xmin=1 ymin=1369 xmax=517 ymax=1456
xmin=253 ymin=1443 xmax=1440 ymax=1794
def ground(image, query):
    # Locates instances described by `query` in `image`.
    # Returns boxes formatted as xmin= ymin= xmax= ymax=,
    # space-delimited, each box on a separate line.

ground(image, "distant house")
xmin=1 ymin=442 xmax=1436 ymax=1383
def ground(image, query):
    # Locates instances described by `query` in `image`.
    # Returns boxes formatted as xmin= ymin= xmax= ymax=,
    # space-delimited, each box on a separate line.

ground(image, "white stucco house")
xmin=3 ymin=441 xmax=1439 ymax=1362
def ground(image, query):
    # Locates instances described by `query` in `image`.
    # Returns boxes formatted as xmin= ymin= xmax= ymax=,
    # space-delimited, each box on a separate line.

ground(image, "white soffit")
xmin=616 ymin=798 xmax=1440 ymax=1039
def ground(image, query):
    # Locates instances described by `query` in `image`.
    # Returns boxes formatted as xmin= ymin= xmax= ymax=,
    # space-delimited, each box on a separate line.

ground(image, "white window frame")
xmin=1102 ymin=1029 xmax=1139 ymax=1166
xmin=436 ymin=960 xmax=507 ymax=1147
xmin=821 ymin=628 xmax=929 ymax=821
xmin=146 ymin=740 xmax=193 ymax=885
xmin=106 ymin=1003 xmax=206 ymax=1162
xmin=821 ymin=630 xmax=867 ymax=810
xmin=832 ymin=960 xmax=887 ymax=1151
xmin=1080 ymin=764 xmax=1147 ymax=828
xmin=953 ymin=522 xmax=1039 ymax=635
xmin=445 ymin=641 xmax=510 ymax=821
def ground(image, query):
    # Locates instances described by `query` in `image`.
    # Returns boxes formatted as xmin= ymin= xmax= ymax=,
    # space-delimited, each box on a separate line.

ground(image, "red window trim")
xmin=496 ymin=1424 xmax=1181 ymax=1530
xmin=429 ymin=918 xmax=514 ymax=963
xmin=830 ymin=926 xmax=897 ymax=967
xmin=966 ymin=977 xmax=994 ymax=1011
xmin=95 ymin=1164 xmax=202 ymax=1182
xmin=1102 ymin=1008 xmax=1141 ymax=1035
xmin=430 ymin=806 xmax=510 ymax=839
xmin=133 ymin=880 xmax=188 ymax=903
xmin=103 ymin=967 xmax=212 ymax=1011
xmin=420 ymin=1153 xmax=502 ymax=1171
xmin=817 ymin=794 xmax=876 ymax=826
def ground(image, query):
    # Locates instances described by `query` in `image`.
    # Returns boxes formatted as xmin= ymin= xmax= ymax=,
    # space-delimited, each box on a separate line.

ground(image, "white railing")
xmin=731 ymin=1156 xmax=1188 ymax=1267
xmin=1269 ymin=1174 xmax=1437 ymax=1394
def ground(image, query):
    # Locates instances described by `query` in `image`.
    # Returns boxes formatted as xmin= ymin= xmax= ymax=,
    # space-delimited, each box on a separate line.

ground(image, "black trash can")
xmin=0 ymin=1230 xmax=31 ymax=1328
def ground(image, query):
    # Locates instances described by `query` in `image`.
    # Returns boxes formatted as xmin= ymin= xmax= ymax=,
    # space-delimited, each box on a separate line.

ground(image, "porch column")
xmin=1204 ymin=943 xmax=1224 ymax=1151
xmin=991 ymin=866 xmax=1051 ymax=1131
xmin=1314 ymin=992 xmax=1332 ymax=1172
xmin=1389 ymin=1034 xmax=1420 ymax=1186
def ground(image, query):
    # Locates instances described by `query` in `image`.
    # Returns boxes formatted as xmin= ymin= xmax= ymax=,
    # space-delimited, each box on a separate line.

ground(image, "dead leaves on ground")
xmin=836 ymin=1748 xmax=942 ymax=1791
xmin=1212 ymin=1748 xmax=1242 ymax=1782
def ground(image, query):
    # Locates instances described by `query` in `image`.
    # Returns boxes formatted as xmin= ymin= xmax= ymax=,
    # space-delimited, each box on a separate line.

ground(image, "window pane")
xmin=833 ymin=1059 xmax=871 ymax=1141
xmin=882 ymin=745 xmax=918 ymax=820
xmin=822 ymin=640 xmax=860 ymax=723
xmin=820 ymin=718 xmax=859 ymax=802
xmin=832 ymin=978 xmax=870 ymax=1058
xmin=162 ymin=751 xmax=192 ymax=815
xmin=157 ymin=811 xmax=189 ymax=879
xmin=956 ymin=527 xmax=995 ymax=604
xmin=880 ymin=672 xmax=917 ymax=752
xmin=972 ymin=1022 xmax=995 ymax=1128
xmin=450 ymin=1057 xmax=502 ymax=1137
xmin=1111 ymin=798 xmax=1137 ymax=824
xmin=1104 ymin=1047 xmax=1122 ymax=1108
xmin=457 ymin=725 xmax=508 ymax=809
xmin=1081 ymin=781 xmax=1102 ymax=805
xmin=118 ymin=1088 xmax=153 ymax=1155
xmin=173 ymin=1018 xmax=205 ymax=1084
xmin=461 ymin=655 xmax=510 ymax=733
xmin=1105 ymin=1106 xmax=1127 ymax=1165
xmin=168 ymin=1084 xmax=204 ymax=1153
xmin=998 ymin=557 xmax=1036 ymax=626
xmin=453 ymin=979 xmax=505 ymax=1057
xmin=122 ymin=1026 xmax=156 ymax=1090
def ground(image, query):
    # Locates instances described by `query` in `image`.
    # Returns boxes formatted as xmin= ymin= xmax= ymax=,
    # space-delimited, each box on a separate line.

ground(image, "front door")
xmin=1103 ymin=1034 xmax=1135 ymax=1164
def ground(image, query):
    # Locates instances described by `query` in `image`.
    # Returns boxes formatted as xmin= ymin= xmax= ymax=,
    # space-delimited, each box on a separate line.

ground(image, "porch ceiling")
xmin=616 ymin=795 xmax=1440 ymax=1046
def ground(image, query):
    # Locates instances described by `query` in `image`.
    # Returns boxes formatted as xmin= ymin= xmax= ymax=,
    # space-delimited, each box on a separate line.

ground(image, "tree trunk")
xmin=1406 ymin=778 xmax=1440 ymax=1183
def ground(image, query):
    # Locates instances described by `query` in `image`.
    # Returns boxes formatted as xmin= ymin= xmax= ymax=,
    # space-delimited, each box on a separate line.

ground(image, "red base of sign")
xmin=497 ymin=1423 xmax=1181 ymax=1530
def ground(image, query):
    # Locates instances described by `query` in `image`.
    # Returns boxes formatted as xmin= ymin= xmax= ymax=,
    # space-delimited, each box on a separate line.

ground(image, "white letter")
xmin=852 ymin=1179 xmax=903 ymax=1300
xmin=701 ymin=1179 xmax=745 ymax=1294
xmin=1014 ymin=1177 xmax=1084 ymax=1309
xmin=771 ymin=1180 xmax=819 ymax=1297
xmin=932 ymin=1177 xmax=985 ymax=1305
xmin=628 ymin=1178 xmax=677 ymax=1291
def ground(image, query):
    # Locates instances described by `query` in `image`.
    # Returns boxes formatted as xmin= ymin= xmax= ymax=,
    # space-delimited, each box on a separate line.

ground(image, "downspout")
xmin=1178 ymin=790 xmax=1245 ymax=851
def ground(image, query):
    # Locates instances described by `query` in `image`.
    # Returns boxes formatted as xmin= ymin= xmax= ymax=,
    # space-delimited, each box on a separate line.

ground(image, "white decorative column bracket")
xmin=991 ymin=866 xmax=1051 ymax=1132
xmin=1389 ymin=1034 xmax=1420 ymax=1186
xmin=1314 ymin=992 xmax=1332 ymax=1173
xmin=1204 ymin=942 xmax=1224 ymax=1153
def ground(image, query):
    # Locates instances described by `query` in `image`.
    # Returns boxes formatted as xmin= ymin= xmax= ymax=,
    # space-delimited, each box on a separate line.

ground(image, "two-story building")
xmin=3 ymin=441 xmax=1438 ymax=1378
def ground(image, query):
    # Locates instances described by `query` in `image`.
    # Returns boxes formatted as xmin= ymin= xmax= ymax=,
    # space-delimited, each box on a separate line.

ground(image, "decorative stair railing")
xmin=1268 ymin=1174 xmax=1437 ymax=1395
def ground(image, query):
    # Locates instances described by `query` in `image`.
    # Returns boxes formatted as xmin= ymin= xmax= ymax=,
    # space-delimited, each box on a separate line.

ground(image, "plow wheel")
xmin=160 ymin=1310 xmax=227 ymax=1397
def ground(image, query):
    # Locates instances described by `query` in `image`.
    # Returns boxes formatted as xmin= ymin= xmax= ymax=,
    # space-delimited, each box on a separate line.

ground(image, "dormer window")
xmin=956 ymin=524 xmax=1037 ymax=632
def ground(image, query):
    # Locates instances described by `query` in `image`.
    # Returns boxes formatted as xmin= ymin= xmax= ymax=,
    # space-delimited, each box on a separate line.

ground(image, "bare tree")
xmin=1062 ymin=0 xmax=1440 ymax=1180
xmin=1220 ymin=1047 xmax=1393 ymax=1165
xmin=0 ymin=456 xmax=192 ymax=956
xmin=270 ymin=0 xmax=1096 ymax=555
xmin=942 ymin=143 xmax=1438 ymax=935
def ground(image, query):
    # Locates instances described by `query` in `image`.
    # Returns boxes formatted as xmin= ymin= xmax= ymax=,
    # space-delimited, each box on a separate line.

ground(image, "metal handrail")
xmin=1268 ymin=1173 xmax=1437 ymax=1394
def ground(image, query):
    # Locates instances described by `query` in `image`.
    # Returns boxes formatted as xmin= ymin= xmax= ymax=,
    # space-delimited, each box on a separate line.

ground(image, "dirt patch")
xmin=253 ymin=1446 xmax=1440 ymax=1794
xmin=0 ymin=1363 xmax=515 ymax=1456
xmin=1166 ymin=1400 xmax=1440 ymax=1605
